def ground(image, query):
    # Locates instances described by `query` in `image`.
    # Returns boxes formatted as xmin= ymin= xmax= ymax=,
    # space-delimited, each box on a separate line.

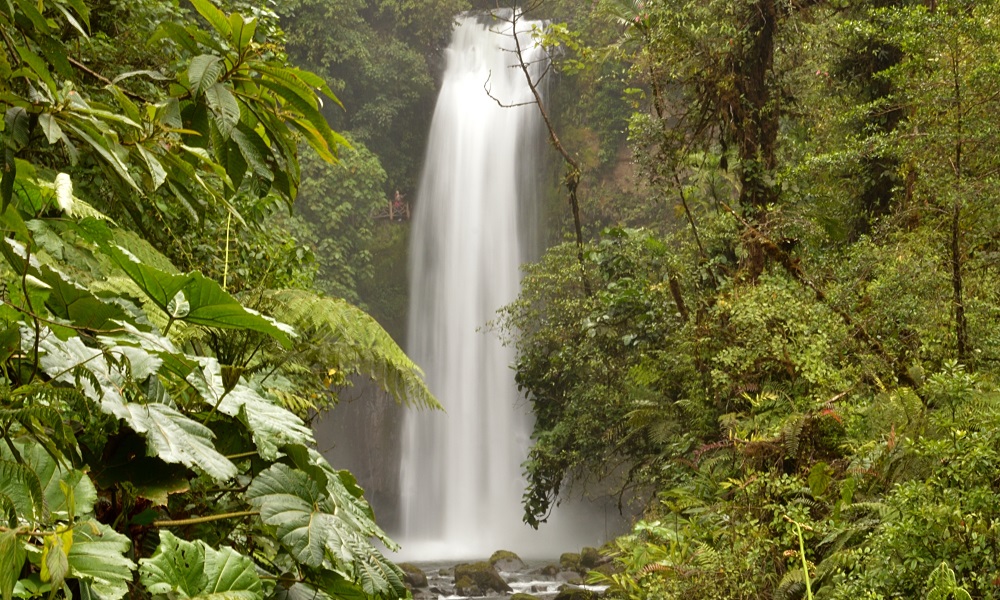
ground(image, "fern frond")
xmin=815 ymin=548 xmax=856 ymax=581
xmin=267 ymin=289 xmax=440 ymax=410
xmin=781 ymin=413 xmax=806 ymax=459
xmin=689 ymin=544 xmax=721 ymax=571
xmin=0 ymin=400 xmax=79 ymax=464
xmin=0 ymin=458 xmax=46 ymax=522
xmin=775 ymin=567 xmax=807 ymax=600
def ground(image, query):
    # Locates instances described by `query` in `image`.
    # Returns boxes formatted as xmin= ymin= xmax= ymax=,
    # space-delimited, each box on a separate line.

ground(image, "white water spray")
xmin=398 ymin=12 xmax=592 ymax=560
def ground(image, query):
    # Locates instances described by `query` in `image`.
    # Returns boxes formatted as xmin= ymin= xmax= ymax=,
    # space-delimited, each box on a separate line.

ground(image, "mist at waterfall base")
xmin=396 ymin=14 xmax=606 ymax=561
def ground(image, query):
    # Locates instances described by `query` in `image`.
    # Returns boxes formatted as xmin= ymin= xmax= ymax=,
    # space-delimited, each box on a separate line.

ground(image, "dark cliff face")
xmin=313 ymin=377 xmax=405 ymax=531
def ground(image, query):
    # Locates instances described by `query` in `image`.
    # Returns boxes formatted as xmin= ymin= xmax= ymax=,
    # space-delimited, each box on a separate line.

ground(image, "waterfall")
xmin=398 ymin=12 xmax=591 ymax=560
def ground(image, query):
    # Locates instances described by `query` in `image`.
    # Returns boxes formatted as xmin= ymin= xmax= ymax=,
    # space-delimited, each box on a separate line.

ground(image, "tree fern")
xmin=775 ymin=568 xmax=808 ymax=600
xmin=267 ymin=289 xmax=439 ymax=410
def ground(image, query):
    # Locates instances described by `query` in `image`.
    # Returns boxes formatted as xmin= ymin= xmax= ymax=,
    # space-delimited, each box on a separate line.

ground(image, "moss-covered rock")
xmin=557 ymin=572 xmax=584 ymax=585
xmin=489 ymin=549 xmax=527 ymax=572
xmin=397 ymin=563 xmax=428 ymax=588
xmin=538 ymin=564 xmax=560 ymax=576
xmin=559 ymin=552 xmax=582 ymax=571
xmin=554 ymin=587 xmax=599 ymax=600
xmin=454 ymin=575 xmax=481 ymax=597
xmin=580 ymin=546 xmax=601 ymax=568
xmin=453 ymin=562 xmax=512 ymax=595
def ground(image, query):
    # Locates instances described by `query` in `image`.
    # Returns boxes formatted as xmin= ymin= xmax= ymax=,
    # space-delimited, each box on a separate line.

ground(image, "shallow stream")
xmin=406 ymin=559 xmax=609 ymax=600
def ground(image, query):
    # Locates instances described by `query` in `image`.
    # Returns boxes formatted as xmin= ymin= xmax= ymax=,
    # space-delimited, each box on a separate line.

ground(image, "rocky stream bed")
xmin=399 ymin=549 xmax=615 ymax=600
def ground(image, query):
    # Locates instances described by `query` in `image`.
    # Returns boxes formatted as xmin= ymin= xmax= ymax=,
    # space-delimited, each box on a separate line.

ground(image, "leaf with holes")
xmin=140 ymin=531 xmax=261 ymax=600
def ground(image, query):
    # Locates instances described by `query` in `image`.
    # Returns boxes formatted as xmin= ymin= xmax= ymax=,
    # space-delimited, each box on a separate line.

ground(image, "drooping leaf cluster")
xmin=0 ymin=1 xmax=436 ymax=599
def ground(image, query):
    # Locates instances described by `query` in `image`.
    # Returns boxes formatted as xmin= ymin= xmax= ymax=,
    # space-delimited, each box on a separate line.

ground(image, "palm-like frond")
xmin=268 ymin=289 xmax=440 ymax=410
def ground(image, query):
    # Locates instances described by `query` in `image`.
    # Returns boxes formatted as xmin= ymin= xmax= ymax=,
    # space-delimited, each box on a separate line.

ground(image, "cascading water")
xmin=398 ymin=12 xmax=594 ymax=560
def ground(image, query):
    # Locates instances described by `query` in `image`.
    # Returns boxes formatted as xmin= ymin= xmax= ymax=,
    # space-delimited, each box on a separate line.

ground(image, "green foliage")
xmin=140 ymin=531 xmax=262 ymax=600
xmin=0 ymin=2 xmax=435 ymax=600
xmin=268 ymin=288 xmax=438 ymax=410
xmin=278 ymin=0 xmax=468 ymax=191
xmin=279 ymin=138 xmax=387 ymax=304
xmin=0 ymin=201 xmax=419 ymax=598
xmin=925 ymin=563 xmax=972 ymax=600
xmin=501 ymin=3 xmax=1000 ymax=598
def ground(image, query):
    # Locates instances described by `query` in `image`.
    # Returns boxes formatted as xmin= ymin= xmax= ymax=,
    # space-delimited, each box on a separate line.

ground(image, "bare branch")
xmin=483 ymin=71 xmax=540 ymax=109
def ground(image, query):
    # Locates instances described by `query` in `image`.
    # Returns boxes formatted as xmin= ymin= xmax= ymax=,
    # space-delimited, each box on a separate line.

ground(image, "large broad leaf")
xmin=35 ymin=328 xmax=139 ymax=412
xmin=130 ymin=403 xmax=237 ymax=482
xmin=14 ymin=441 xmax=96 ymax=519
xmin=230 ymin=124 xmax=273 ymax=180
xmin=97 ymin=323 xmax=195 ymax=382
xmin=246 ymin=462 xmax=402 ymax=599
xmin=187 ymin=358 xmax=313 ymax=460
xmin=107 ymin=246 xmax=293 ymax=348
xmin=246 ymin=464 xmax=346 ymax=570
xmin=354 ymin=551 xmax=406 ymax=598
xmin=32 ymin=330 xmax=236 ymax=481
xmin=61 ymin=120 xmax=142 ymax=194
xmin=136 ymin=145 xmax=168 ymax=191
xmin=140 ymin=531 xmax=262 ymax=600
xmin=35 ymin=263 xmax=135 ymax=331
xmin=282 ymin=447 xmax=394 ymax=550
xmin=229 ymin=14 xmax=256 ymax=51
xmin=267 ymin=290 xmax=438 ymax=409
xmin=188 ymin=55 xmax=224 ymax=98
xmin=188 ymin=0 xmax=231 ymax=40
xmin=204 ymin=83 xmax=240 ymax=138
xmin=271 ymin=583 xmax=340 ymax=600
xmin=68 ymin=520 xmax=134 ymax=600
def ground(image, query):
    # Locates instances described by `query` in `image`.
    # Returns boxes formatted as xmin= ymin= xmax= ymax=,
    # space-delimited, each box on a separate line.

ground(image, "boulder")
xmin=580 ymin=547 xmax=601 ymax=569
xmin=453 ymin=562 xmax=512 ymax=596
xmin=556 ymin=571 xmax=583 ymax=585
xmin=489 ymin=549 xmax=527 ymax=572
xmin=455 ymin=575 xmax=481 ymax=597
xmin=559 ymin=552 xmax=582 ymax=571
xmin=511 ymin=594 xmax=541 ymax=600
xmin=397 ymin=563 xmax=428 ymax=588
xmin=554 ymin=587 xmax=599 ymax=600
xmin=538 ymin=564 xmax=560 ymax=577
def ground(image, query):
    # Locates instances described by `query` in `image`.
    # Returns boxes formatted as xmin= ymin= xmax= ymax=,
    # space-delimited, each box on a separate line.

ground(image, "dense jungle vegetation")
xmin=4 ymin=0 xmax=1000 ymax=599
xmin=494 ymin=0 xmax=1000 ymax=598
xmin=0 ymin=0 xmax=443 ymax=599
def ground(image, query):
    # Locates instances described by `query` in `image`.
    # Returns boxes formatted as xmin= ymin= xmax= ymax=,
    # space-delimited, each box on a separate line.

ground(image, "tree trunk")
xmin=731 ymin=0 xmax=780 ymax=218
xmin=725 ymin=0 xmax=781 ymax=279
